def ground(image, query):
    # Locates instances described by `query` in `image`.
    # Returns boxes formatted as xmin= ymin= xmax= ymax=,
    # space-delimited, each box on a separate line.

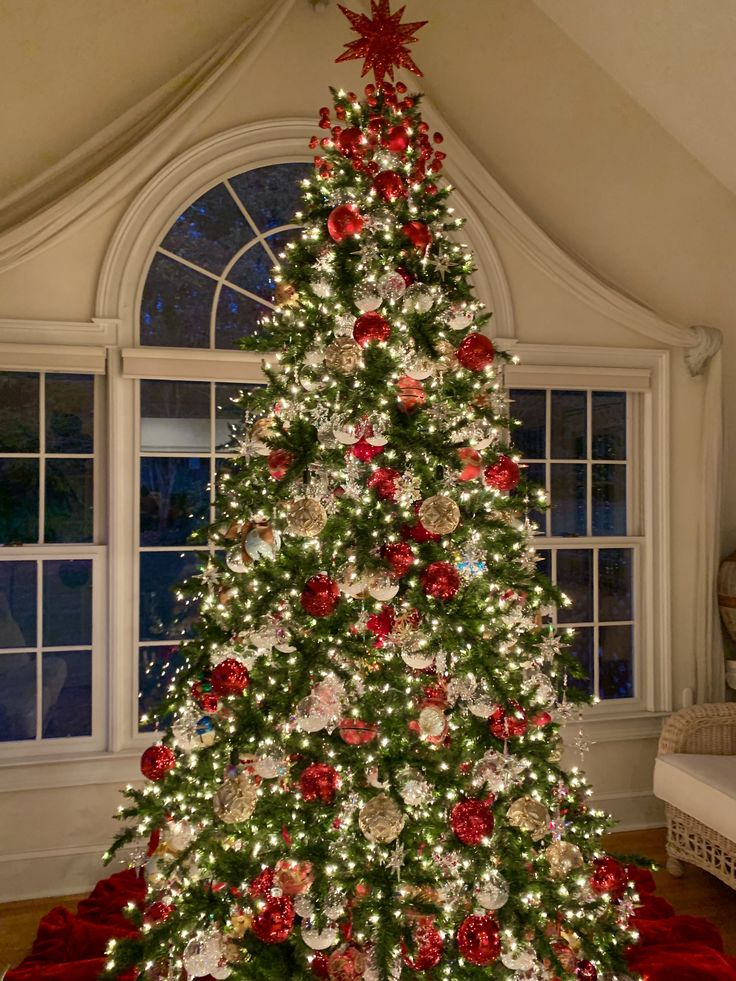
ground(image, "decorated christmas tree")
xmin=106 ymin=4 xmax=639 ymax=979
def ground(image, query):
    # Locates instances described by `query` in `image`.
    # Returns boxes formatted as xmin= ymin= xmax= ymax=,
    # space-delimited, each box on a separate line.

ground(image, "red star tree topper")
xmin=336 ymin=0 xmax=427 ymax=84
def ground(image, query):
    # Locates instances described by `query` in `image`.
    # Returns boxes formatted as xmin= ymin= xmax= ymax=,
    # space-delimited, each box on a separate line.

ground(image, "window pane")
xmin=551 ymin=390 xmax=586 ymax=460
xmin=228 ymin=163 xmax=312 ymax=231
xmin=140 ymin=457 xmax=210 ymax=547
xmin=599 ymin=549 xmax=633 ymax=621
xmin=216 ymin=383 xmax=257 ymax=451
xmin=264 ymin=229 xmax=303 ymax=286
xmin=0 ymin=459 xmax=39 ymax=543
xmin=510 ymin=389 xmax=545 ymax=459
xmin=592 ymin=392 xmax=626 ymax=461
xmin=140 ymin=252 xmax=215 ymax=348
xmin=46 ymin=374 xmax=94 ymax=454
xmin=228 ymin=242 xmax=275 ymax=300
xmin=139 ymin=645 xmax=183 ymax=731
xmin=160 ymin=183 xmax=255 ymax=275
xmin=567 ymin=627 xmax=593 ymax=696
xmin=0 ymin=652 xmax=36 ymax=740
xmin=556 ymin=549 xmax=593 ymax=623
xmin=140 ymin=380 xmax=210 ymax=453
xmin=523 ymin=461 xmax=546 ymax=535
xmin=592 ymin=463 xmax=627 ymax=535
xmin=536 ymin=549 xmax=551 ymax=580
xmin=43 ymin=560 xmax=92 ymax=647
xmin=599 ymin=624 xmax=634 ymax=699
xmin=42 ymin=650 xmax=91 ymax=738
xmin=139 ymin=551 xmax=201 ymax=641
xmin=0 ymin=561 xmax=36 ymax=648
xmin=45 ymin=459 xmax=94 ymax=543
xmin=550 ymin=464 xmax=586 ymax=536
xmin=0 ymin=372 xmax=38 ymax=452
xmin=215 ymin=287 xmax=269 ymax=349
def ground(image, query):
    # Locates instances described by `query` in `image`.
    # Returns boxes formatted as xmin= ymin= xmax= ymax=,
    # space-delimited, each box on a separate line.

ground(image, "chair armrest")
xmin=658 ymin=703 xmax=736 ymax=755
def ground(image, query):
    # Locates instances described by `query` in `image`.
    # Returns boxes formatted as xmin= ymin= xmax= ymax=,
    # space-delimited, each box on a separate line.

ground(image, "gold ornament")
xmin=506 ymin=796 xmax=551 ymax=841
xmin=250 ymin=417 xmax=274 ymax=456
xmin=434 ymin=339 xmax=457 ymax=370
xmin=543 ymin=840 xmax=585 ymax=879
xmin=324 ymin=336 xmax=363 ymax=374
xmin=213 ymin=772 xmax=258 ymax=824
xmin=287 ymin=497 xmax=327 ymax=537
xmin=359 ymin=793 xmax=405 ymax=844
xmin=418 ymin=704 xmax=447 ymax=738
xmin=274 ymin=281 xmax=298 ymax=306
xmin=419 ymin=495 xmax=460 ymax=535
xmin=230 ymin=912 xmax=252 ymax=938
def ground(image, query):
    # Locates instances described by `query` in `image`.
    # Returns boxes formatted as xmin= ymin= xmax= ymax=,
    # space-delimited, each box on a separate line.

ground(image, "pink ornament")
xmin=456 ymin=332 xmax=495 ymax=371
xmin=210 ymin=658 xmax=249 ymax=697
xmin=299 ymin=762 xmax=340 ymax=804
xmin=372 ymin=170 xmax=406 ymax=202
xmin=353 ymin=311 xmax=391 ymax=346
xmin=457 ymin=446 xmax=482 ymax=481
xmin=421 ymin=562 xmax=461 ymax=601
xmin=484 ymin=454 xmax=520 ymax=491
xmin=301 ymin=574 xmax=340 ymax=617
xmin=456 ymin=915 xmax=500 ymax=966
xmin=252 ymin=895 xmax=295 ymax=944
xmin=450 ymin=799 xmax=494 ymax=845
xmin=140 ymin=744 xmax=176 ymax=781
xmin=328 ymin=204 xmax=364 ymax=242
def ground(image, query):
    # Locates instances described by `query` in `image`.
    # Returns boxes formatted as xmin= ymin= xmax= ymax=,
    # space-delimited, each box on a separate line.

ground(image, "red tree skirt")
xmin=6 ymin=865 xmax=736 ymax=980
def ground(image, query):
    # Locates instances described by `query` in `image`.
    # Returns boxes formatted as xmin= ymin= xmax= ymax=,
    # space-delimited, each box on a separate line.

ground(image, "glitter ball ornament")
xmin=367 ymin=571 xmax=399 ymax=602
xmin=182 ymin=933 xmax=225 ymax=978
xmin=143 ymin=901 xmax=174 ymax=924
xmin=312 ymin=278 xmax=331 ymax=298
xmin=401 ymin=921 xmax=443 ymax=971
xmin=372 ymin=170 xmax=406 ymax=201
xmin=288 ymin=498 xmax=328 ymax=537
xmin=354 ymin=281 xmax=383 ymax=312
xmin=225 ymin=544 xmax=249 ymax=574
xmin=213 ymin=770 xmax=258 ymax=823
xmin=421 ymin=561 xmax=461 ymax=600
xmin=359 ymin=793 xmax=405 ymax=843
xmin=450 ymin=799 xmax=494 ymax=845
xmin=301 ymin=921 xmax=339 ymax=951
xmin=328 ymin=203 xmax=364 ymax=242
xmin=335 ymin=127 xmax=364 ymax=156
xmin=544 ymin=840 xmax=585 ymax=879
xmin=378 ymin=269 xmax=407 ymax=300
xmin=590 ymin=856 xmax=628 ymax=899
xmin=402 ymin=283 xmax=434 ymax=314
xmin=268 ymin=448 xmax=294 ymax=480
xmin=325 ymin=337 xmax=362 ymax=374
xmin=300 ymin=763 xmax=340 ymax=804
xmin=353 ymin=311 xmax=391 ymax=346
xmin=489 ymin=701 xmax=528 ymax=738
xmin=456 ymin=332 xmax=495 ymax=371
xmin=368 ymin=466 xmax=400 ymax=500
xmin=381 ymin=541 xmax=414 ymax=576
xmin=506 ymin=796 xmax=551 ymax=840
xmin=310 ymin=952 xmax=330 ymax=978
xmin=252 ymin=895 xmax=295 ymax=944
xmin=484 ymin=454 xmax=521 ymax=491
xmin=402 ymin=220 xmax=432 ymax=251
xmin=210 ymin=658 xmax=249 ymax=696
xmin=456 ymin=915 xmax=500 ymax=966
xmin=385 ymin=124 xmax=410 ymax=152
xmin=140 ymin=744 xmax=176 ymax=781
xmin=250 ymin=867 xmax=276 ymax=898
xmin=576 ymin=961 xmax=598 ymax=980
xmin=476 ymin=871 xmax=510 ymax=910
xmin=501 ymin=947 xmax=537 ymax=971
xmin=301 ymin=574 xmax=340 ymax=617
xmin=339 ymin=718 xmax=378 ymax=745
xmin=398 ymin=768 xmax=433 ymax=806
xmin=418 ymin=495 xmax=460 ymax=535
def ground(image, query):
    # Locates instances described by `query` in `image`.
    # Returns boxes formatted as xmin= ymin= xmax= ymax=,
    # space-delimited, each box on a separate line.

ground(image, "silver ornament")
xmin=402 ymin=284 xmax=434 ymax=314
xmin=477 ymin=870 xmax=510 ymax=910
xmin=300 ymin=921 xmax=339 ymax=950
xmin=354 ymin=281 xmax=383 ymax=312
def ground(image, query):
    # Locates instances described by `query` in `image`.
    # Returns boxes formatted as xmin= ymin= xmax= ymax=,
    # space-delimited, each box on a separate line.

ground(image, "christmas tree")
xmin=106 ymin=3 xmax=639 ymax=979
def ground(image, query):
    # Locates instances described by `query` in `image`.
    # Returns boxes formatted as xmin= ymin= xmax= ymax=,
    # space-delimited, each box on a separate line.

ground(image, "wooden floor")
xmin=1 ymin=829 xmax=735 ymax=972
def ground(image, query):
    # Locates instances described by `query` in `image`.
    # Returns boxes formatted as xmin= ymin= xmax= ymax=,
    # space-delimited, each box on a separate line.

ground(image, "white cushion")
xmin=654 ymin=753 xmax=736 ymax=843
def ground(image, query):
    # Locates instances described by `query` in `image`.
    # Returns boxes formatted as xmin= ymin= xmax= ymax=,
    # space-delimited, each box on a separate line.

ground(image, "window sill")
xmin=0 ymin=749 xmax=141 ymax=793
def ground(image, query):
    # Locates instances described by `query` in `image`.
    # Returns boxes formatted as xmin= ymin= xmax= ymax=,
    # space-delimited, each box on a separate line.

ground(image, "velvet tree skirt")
xmin=6 ymin=865 xmax=736 ymax=980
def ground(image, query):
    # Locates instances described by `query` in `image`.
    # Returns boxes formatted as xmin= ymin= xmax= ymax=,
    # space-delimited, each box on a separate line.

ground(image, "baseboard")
xmin=593 ymin=790 xmax=665 ymax=831
xmin=0 ymin=842 xmax=114 ymax=903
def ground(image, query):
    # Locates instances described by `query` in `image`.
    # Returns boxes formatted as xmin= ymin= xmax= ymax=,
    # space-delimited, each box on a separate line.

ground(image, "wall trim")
xmin=0 ymin=317 xmax=118 ymax=347
xmin=0 ymin=843 xmax=115 ymax=903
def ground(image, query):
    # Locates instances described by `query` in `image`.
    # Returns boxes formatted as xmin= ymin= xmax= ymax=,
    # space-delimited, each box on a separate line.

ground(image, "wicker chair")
xmin=656 ymin=703 xmax=736 ymax=887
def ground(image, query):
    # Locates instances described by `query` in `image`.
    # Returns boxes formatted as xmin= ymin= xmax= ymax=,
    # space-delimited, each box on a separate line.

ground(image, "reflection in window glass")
xmin=140 ymin=457 xmax=210 ymax=547
xmin=140 ymin=380 xmax=210 ymax=453
xmin=0 ymin=561 xmax=36 ymax=648
xmin=551 ymin=391 xmax=586 ymax=460
xmin=139 ymin=551 xmax=201 ymax=642
xmin=139 ymin=645 xmax=183 ymax=732
xmin=0 ymin=372 xmax=39 ymax=453
xmin=45 ymin=459 xmax=94 ymax=543
xmin=0 ymin=459 xmax=39 ymax=543
xmin=43 ymin=560 xmax=93 ymax=648
xmin=46 ymin=375 xmax=94 ymax=453
xmin=0 ymin=652 xmax=36 ymax=741
xmin=43 ymin=650 xmax=92 ymax=738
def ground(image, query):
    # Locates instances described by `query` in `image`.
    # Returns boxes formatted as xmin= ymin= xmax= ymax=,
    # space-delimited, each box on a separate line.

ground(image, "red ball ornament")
xmin=421 ymin=562 xmax=461 ymax=601
xmin=456 ymin=915 xmax=500 ymax=966
xmin=335 ymin=127 xmax=364 ymax=156
xmin=590 ymin=856 xmax=628 ymax=899
xmin=396 ymin=375 xmax=426 ymax=413
xmin=532 ymin=710 xmax=553 ymax=727
xmin=350 ymin=437 xmax=384 ymax=462
xmin=381 ymin=541 xmax=415 ymax=576
xmin=250 ymin=867 xmax=276 ymax=898
xmin=299 ymin=762 xmax=340 ymax=804
xmin=328 ymin=204 xmax=364 ymax=242
xmin=484 ymin=454 xmax=520 ymax=492
xmin=140 ymin=744 xmax=176 ymax=781
xmin=353 ymin=311 xmax=391 ymax=346
xmin=210 ymin=658 xmax=249 ymax=697
xmin=368 ymin=467 xmax=400 ymax=501
xmin=301 ymin=574 xmax=340 ymax=617
xmin=401 ymin=920 xmax=444 ymax=971
xmin=192 ymin=680 xmax=218 ymax=714
xmin=457 ymin=332 xmax=495 ymax=371
xmin=575 ymin=962 xmax=598 ymax=981
xmin=457 ymin=446 xmax=482 ymax=482
xmin=143 ymin=901 xmax=173 ymax=924
xmin=450 ymin=799 xmax=494 ymax=845
xmin=310 ymin=952 xmax=330 ymax=978
xmin=385 ymin=125 xmax=409 ymax=152
xmin=489 ymin=700 xmax=528 ymax=739
xmin=252 ymin=895 xmax=295 ymax=944
xmin=267 ymin=448 xmax=293 ymax=480
xmin=372 ymin=170 xmax=407 ymax=202
xmin=339 ymin=718 xmax=378 ymax=745
xmin=402 ymin=221 xmax=432 ymax=251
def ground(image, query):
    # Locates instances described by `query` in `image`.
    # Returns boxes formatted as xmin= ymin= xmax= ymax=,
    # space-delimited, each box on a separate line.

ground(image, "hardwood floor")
xmin=1 ymin=829 xmax=735 ymax=972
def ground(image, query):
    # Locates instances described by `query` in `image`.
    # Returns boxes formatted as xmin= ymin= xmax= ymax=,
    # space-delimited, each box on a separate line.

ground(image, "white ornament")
xmin=476 ymin=871 xmax=510 ymax=910
xmin=378 ymin=270 xmax=407 ymax=300
xmin=398 ymin=768 xmax=433 ymax=807
xmin=225 ymin=546 xmax=248 ymax=574
xmin=301 ymin=921 xmax=339 ymax=950
xmin=468 ymin=698 xmax=495 ymax=718
xmin=244 ymin=526 xmax=281 ymax=562
xmin=354 ymin=281 xmax=383 ymax=312
xmin=312 ymin=278 xmax=331 ymax=298
xmin=402 ymin=284 xmax=434 ymax=314
xmin=293 ymin=894 xmax=315 ymax=917
xmin=418 ymin=705 xmax=446 ymax=738
xmin=333 ymin=418 xmax=361 ymax=445
xmin=501 ymin=946 xmax=537 ymax=971
xmin=400 ymin=648 xmax=435 ymax=670
xmin=368 ymin=571 xmax=399 ymax=602
xmin=252 ymin=755 xmax=286 ymax=779
xmin=447 ymin=303 xmax=475 ymax=331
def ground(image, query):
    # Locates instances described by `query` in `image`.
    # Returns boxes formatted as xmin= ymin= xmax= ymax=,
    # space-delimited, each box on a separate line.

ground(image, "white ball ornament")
xmin=244 ymin=525 xmax=281 ymax=562
xmin=501 ymin=947 xmax=537 ymax=971
xmin=400 ymin=648 xmax=435 ymax=670
xmin=311 ymin=278 xmax=331 ymax=298
xmin=447 ymin=302 xmax=475 ymax=331
xmin=378 ymin=269 xmax=407 ymax=300
xmin=477 ymin=871 xmax=510 ymax=910
xmin=225 ymin=545 xmax=248 ymax=574
xmin=368 ymin=571 xmax=399 ymax=602
xmin=402 ymin=284 xmax=434 ymax=314
xmin=354 ymin=281 xmax=383 ymax=312
xmin=301 ymin=921 xmax=339 ymax=950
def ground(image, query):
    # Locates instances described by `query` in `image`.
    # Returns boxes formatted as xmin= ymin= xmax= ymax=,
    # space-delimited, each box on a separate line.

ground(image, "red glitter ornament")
xmin=267 ymin=448 xmax=293 ymax=480
xmin=328 ymin=945 xmax=366 ymax=981
xmin=401 ymin=504 xmax=441 ymax=543
xmin=353 ymin=311 xmax=391 ymax=346
xmin=457 ymin=332 xmax=495 ymax=371
xmin=299 ymin=762 xmax=340 ymax=804
xmin=140 ymin=744 xmax=176 ymax=781
xmin=385 ymin=125 xmax=409 ymax=152
xmin=401 ymin=920 xmax=444 ymax=971
xmin=366 ymin=603 xmax=396 ymax=638
xmin=575 ymin=962 xmax=598 ymax=981
xmin=489 ymin=700 xmax=528 ymax=739
xmin=301 ymin=574 xmax=340 ymax=617
xmin=450 ymin=799 xmax=494 ymax=845
xmin=328 ymin=203 xmax=364 ymax=242
xmin=335 ymin=127 xmax=364 ymax=156
xmin=210 ymin=658 xmax=249 ymax=696
xmin=368 ymin=466 xmax=401 ymax=500
xmin=339 ymin=718 xmax=378 ymax=745
xmin=336 ymin=0 xmax=427 ymax=84
xmin=381 ymin=541 xmax=415 ymax=576
xmin=421 ymin=562 xmax=461 ymax=601
xmin=191 ymin=680 xmax=218 ymax=714
xmin=310 ymin=952 xmax=330 ymax=978
xmin=590 ymin=856 xmax=628 ymax=899
xmin=402 ymin=220 xmax=432 ymax=251
xmin=456 ymin=915 xmax=500 ymax=966
xmin=372 ymin=170 xmax=406 ymax=202
xmin=350 ymin=436 xmax=384 ymax=462
xmin=143 ymin=901 xmax=173 ymax=924
xmin=484 ymin=454 xmax=520 ymax=492
xmin=532 ymin=710 xmax=553 ymax=727
xmin=252 ymin=895 xmax=295 ymax=944
xmin=250 ymin=867 xmax=276 ymax=898
xmin=457 ymin=446 xmax=482 ymax=481
xmin=396 ymin=375 xmax=426 ymax=412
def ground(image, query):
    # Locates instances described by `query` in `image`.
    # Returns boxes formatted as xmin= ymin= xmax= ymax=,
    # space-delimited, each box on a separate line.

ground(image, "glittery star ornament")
xmin=336 ymin=0 xmax=427 ymax=84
